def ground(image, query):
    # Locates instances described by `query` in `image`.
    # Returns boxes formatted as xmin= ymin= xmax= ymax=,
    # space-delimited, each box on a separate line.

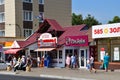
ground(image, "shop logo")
xmin=104 ymin=28 xmax=108 ymax=34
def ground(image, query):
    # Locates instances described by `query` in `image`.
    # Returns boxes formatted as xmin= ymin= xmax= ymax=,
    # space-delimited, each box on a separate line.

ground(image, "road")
xmin=0 ymin=74 xmax=68 ymax=80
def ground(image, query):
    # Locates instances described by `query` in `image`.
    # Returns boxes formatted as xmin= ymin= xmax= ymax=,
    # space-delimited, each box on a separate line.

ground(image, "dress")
xmin=66 ymin=56 xmax=70 ymax=65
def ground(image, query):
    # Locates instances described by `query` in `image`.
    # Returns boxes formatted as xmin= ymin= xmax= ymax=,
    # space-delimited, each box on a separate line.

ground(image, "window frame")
xmin=0 ymin=0 xmax=4 ymax=5
xmin=0 ymin=30 xmax=5 ymax=36
xmin=23 ymin=10 xmax=33 ymax=21
xmin=23 ymin=0 xmax=33 ymax=3
xmin=24 ymin=28 xmax=33 ymax=38
xmin=0 ymin=12 xmax=5 ymax=23
xmin=39 ymin=0 xmax=44 ymax=4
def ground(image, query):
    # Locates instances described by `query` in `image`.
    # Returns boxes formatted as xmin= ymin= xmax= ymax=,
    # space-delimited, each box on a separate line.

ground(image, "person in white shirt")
xmin=89 ymin=55 xmax=96 ymax=73
xmin=37 ymin=56 xmax=41 ymax=67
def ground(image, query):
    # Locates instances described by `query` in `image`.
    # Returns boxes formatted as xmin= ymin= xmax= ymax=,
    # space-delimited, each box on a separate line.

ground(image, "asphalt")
xmin=0 ymin=67 xmax=120 ymax=80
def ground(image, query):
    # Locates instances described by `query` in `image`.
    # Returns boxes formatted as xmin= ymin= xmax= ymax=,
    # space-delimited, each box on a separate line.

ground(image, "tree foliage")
xmin=72 ymin=13 xmax=83 ymax=25
xmin=108 ymin=16 xmax=120 ymax=23
xmin=83 ymin=14 xmax=101 ymax=28
xmin=72 ymin=13 xmax=101 ymax=28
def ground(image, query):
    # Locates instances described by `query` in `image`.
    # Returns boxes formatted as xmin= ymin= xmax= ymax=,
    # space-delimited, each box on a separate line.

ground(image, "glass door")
xmin=79 ymin=49 xmax=87 ymax=68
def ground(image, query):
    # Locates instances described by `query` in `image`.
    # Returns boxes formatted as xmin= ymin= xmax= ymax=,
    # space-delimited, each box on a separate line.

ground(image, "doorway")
xmin=79 ymin=49 xmax=87 ymax=68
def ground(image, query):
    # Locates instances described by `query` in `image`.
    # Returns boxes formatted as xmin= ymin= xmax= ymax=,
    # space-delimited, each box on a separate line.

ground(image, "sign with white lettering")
xmin=65 ymin=36 xmax=88 ymax=46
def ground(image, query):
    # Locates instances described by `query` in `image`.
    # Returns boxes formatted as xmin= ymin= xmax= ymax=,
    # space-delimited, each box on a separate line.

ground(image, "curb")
xmin=40 ymin=74 xmax=96 ymax=80
xmin=0 ymin=71 xmax=18 ymax=75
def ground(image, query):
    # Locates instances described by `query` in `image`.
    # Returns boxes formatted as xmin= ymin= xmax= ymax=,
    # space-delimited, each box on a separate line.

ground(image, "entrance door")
xmin=79 ymin=49 xmax=87 ymax=68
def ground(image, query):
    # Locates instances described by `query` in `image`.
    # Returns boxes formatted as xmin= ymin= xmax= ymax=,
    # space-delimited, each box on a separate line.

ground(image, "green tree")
xmin=72 ymin=13 xmax=101 ymax=28
xmin=72 ymin=13 xmax=83 ymax=25
xmin=108 ymin=16 xmax=120 ymax=23
xmin=83 ymin=14 xmax=101 ymax=28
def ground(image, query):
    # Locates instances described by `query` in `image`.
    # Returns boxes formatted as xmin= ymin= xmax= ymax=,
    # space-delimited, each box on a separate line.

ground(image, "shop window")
xmin=49 ymin=50 xmax=57 ymax=59
xmin=98 ymin=39 xmax=108 ymax=44
xmin=98 ymin=45 xmax=108 ymax=61
xmin=65 ymin=49 xmax=73 ymax=57
xmin=111 ymin=46 xmax=120 ymax=61
xmin=30 ymin=50 xmax=37 ymax=58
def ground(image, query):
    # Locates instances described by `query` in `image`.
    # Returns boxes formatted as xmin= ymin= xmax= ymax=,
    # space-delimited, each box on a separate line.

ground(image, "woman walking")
xmin=66 ymin=54 xmax=71 ymax=68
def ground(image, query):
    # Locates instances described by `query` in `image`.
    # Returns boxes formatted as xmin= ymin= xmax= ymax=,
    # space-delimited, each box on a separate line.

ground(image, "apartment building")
xmin=0 ymin=0 xmax=71 ymax=38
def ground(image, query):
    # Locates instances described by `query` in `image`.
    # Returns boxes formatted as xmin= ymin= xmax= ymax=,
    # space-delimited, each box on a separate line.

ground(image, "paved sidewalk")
xmin=0 ymin=68 xmax=120 ymax=80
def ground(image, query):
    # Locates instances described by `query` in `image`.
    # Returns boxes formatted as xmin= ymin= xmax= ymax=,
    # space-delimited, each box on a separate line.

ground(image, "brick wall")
xmin=94 ymin=62 xmax=120 ymax=70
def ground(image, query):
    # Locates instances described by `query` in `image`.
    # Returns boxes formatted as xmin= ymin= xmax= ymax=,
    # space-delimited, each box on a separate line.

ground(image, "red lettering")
xmin=94 ymin=29 xmax=103 ymax=34
xmin=110 ymin=27 xmax=120 ymax=33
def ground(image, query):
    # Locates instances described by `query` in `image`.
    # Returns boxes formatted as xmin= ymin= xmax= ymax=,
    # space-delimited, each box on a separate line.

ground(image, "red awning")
xmin=4 ymin=48 xmax=22 ymax=54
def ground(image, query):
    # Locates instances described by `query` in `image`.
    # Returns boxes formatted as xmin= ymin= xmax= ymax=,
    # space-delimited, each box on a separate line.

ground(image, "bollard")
xmin=7 ymin=65 xmax=12 ymax=71
xmin=26 ymin=66 xmax=31 ymax=72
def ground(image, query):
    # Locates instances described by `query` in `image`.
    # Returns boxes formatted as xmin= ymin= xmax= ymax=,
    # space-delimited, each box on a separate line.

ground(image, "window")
xmin=0 ymin=30 xmax=5 ymax=36
xmin=23 ymin=0 xmax=32 ymax=3
xmin=0 ymin=0 xmax=4 ymax=5
xmin=23 ymin=11 xmax=32 ymax=21
xmin=24 ymin=29 xmax=33 ymax=38
xmin=39 ymin=0 xmax=44 ymax=4
xmin=0 ymin=12 xmax=4 ymax=23
xmin=59 ymin=50 xmax=62 ymax=59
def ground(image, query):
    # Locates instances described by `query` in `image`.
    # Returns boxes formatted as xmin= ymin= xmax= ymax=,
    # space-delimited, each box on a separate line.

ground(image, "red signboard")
xmin=65 ymin=35 xmax=88 ymax=46
xmin=38 ymin=38 xmax=57 ymax=47
xmin=38 ymin=33 xmax=57 ymax=47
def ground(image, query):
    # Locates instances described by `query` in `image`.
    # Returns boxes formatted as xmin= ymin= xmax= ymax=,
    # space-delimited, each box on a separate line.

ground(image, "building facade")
xmin=0 ymin=0 xmax=71 ymax=38
xmin=3 ymin=19 xmax=94 ymax=68
xmin=92 ymin=23 xmax=120 ymax=69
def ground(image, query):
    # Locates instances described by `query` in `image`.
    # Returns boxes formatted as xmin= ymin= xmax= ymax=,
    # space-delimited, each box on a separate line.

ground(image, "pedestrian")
xmin=71 ymin=54 xmax=76 ymax=69
xmin=103 ymin=53 xmax=110 ymax=72
xmin=14 ymin=57 xmax=21 ymax=72
xmin=86 ymin=59 xmax=90 ymax=70
xmin=37 ymin=56 xmax=41 ymax=67
xmin=65 ymin=54 xmax=71 ymax=68
xmin=89 ymin=55 xmax=96 ymax=73
xmin=12 ymin=56 xmax=17 ymax=67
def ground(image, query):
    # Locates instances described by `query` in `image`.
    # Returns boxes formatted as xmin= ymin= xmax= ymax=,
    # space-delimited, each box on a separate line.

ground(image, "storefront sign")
xmin=92 ymin=23 xmax=120 ymax=38
xmin=38 ymin=33 xmax=57 ymax=47
xmin=65 ymin=36 xmax=88 ymax=46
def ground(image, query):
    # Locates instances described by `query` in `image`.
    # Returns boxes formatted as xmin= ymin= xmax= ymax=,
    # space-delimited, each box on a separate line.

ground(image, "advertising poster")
xmin=114 ymin=47 xmax=119 ymax=60
xmin=100 ymin=48 xmax=105 ymax=60
xmin=100 ymin=51 xmax=105 ymax=60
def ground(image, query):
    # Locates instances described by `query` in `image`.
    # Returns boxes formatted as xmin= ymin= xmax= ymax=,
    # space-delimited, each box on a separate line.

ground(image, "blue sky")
xmin=72 ymin=0 xmax=120 ymax=24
